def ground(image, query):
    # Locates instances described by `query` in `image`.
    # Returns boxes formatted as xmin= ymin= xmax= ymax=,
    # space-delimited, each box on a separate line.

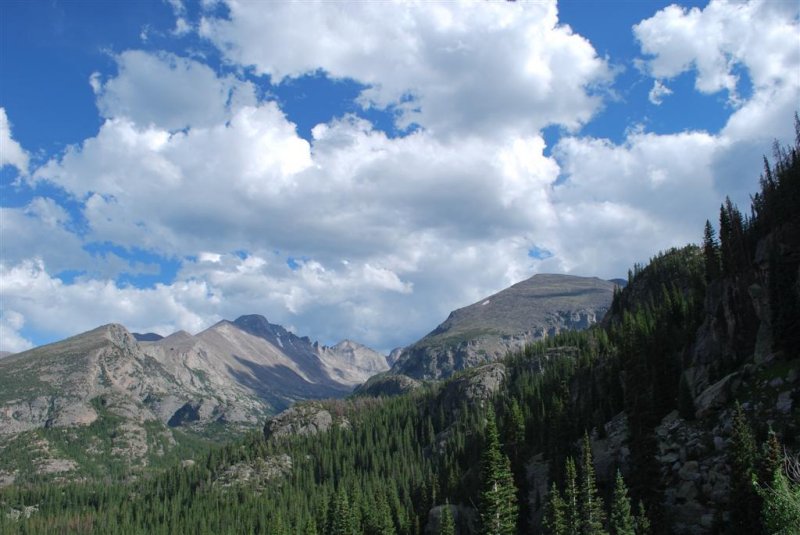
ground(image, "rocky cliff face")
xmin=390 ymin=274 xmax=617 ymax=380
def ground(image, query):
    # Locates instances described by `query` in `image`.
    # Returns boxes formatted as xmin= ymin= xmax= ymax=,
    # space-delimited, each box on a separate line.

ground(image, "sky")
xmin=1 ymin=0 xmax=798 ymax=354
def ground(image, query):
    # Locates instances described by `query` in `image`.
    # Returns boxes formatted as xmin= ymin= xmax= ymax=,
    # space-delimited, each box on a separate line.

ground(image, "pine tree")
xmin=543 ymin=482 xmax=567 ymax=535
xmin=754 ymin=456 xmax=800 ymax=534
xmin=564 ymin=457 xmax=580 ymax=535
xmin=331 ymin=486 xmax=355 ymax=535
xmin=720 ymin=204 xmax=733 ymax=275
xmin=633 ymin=501 xmax=650 ymax=535
xmin=579 ymin=433 xmax=607 ymax=535
xmin=478 ymin=410 xmax=518 ymax=535
xmin=303 ymin=516 xmax=318 ymax=535
xmin=506 ymin=398 xmax=525 ymax=461
xmin=703 ymin=220 xmax=721 ymax=282
xmin=439 ymin=503 xmax=456 ymax=535
xmin=610 ymin=471 xmax=635 ymax=535
xmin=760 ymin=429 xmax=783 ymax=486
xmin=729 ymin=402 xmax=761 ymax=534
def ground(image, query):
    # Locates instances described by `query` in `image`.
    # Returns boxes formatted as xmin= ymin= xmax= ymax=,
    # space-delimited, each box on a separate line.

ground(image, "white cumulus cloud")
xmin=0 ymin=108 xmax=29 ymax=174
xmin=0 ymin=310 xmax=33 ymax=353
xmin=634 ymin=0 xmax=800 ymax=104
xmin=200 ymin=0 xmax=612 ymax=137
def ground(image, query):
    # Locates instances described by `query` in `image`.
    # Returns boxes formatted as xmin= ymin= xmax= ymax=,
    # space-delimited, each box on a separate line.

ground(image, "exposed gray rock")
xmin=0 ymin=471 xmax=16 ymax=487
xmin=436 ymin=363 xmax=506 ymax=414
xmin=776 ymin=390 xmax=793 ymax=413
xmin=316 ymin=339 xmax=389 ymax=385
xmin=787 ymin=368 xmax=799 ymax=383
xmin=36 ymin=458 xmax=77 ymax=475
xmin=526 ymin=453 xmax=550 ymax=527
xmin=694 ymin=372 xmax=741 ymax=418
xmin=6 ymin=505 xmax=38 ymax=521
xmin=679 ymin=461 xmax=700 ymax=481
xmin=590 ymin=412 xmax=630 ymax=483
xmin=213 ymin=455 xmax=292 ymax=491
xmin=353 ymin=373 xmax=422 ymax=398
xmin=264 ymin=403 xmax=337 ymax=440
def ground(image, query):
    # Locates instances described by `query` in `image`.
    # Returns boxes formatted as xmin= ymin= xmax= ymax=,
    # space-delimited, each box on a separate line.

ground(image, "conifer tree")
xmin=610 ymin=471 xmax=635 ymax=535
xmin=506 ymin=398 xmax=526 ymax=460
xmin=720 ymin=204 xmax=733 ymax=275
xmin=564 ymin=457 xmax=580 ymax=535
xmin=439 ymin=502 xmax=456 ymax=535
xmin=478 ymin=410 xmax=518 ymax=535
xmin=729 ymin=402 xmax=760 ymax=534
xmin=633 ymin=502 xmax=650 ymax=535
xmin=755 ymin=454 xmax=800 ymax=534
xmin=579 ymin=433 xmax=607 ymax=535
xmin=303 ymin=516 xmax=318 ymax=535
xmin=331 ymin=486 xmax=355 ymax=535
xmin=543 ymin=481 xmax=567 ymax=535
xmin=761 ymin=430 xmax=784 ymax=486
xmin=703 ymin=220 xmax=721 ymax=282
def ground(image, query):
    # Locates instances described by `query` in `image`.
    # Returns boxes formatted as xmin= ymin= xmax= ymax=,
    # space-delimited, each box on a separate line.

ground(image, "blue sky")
xmin=1 ymin=0 xmax=798 ymax=353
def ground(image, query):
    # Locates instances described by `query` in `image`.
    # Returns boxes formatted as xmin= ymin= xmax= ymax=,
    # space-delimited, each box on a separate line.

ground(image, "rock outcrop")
xmin=353 ymin=373 xmax=423 ymax=398
xmin=264 ymin=402 xmax=349 ymax=441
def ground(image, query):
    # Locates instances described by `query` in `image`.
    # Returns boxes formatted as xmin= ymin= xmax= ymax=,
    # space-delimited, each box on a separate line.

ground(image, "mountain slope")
xmin=391 ymin=273 xmax=617 ymax=379
xmin=0 ymin=315 xmax=386 ymax=484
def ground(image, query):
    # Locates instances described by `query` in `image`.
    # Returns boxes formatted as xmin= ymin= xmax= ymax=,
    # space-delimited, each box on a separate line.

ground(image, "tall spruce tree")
xmin=331 ymin=486 xmax=355 ymax=535
xmin=610 ymin=471 xmax=635 ymax=535
xmin=579 ymin=433 xmax=608 ymax=535
xmin=478 ymin=409 xmax=518 ymax=535
xmin=564 ymin=457 xmax=580 ymax=535
xmin=439 ymin=503 xmax=456 ymax=535
xmin=634 ymin=502 xmax=650 ymax=535
xmin=761 ymin=430 xmax=784 ymax=486
xmin=543 ymin=482 xmax=567 ymax=535
xmin=703 ymin=220 xmax=721 ymax=282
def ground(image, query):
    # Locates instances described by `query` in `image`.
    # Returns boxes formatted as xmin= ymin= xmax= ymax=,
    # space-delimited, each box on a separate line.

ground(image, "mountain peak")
xmin=232 ymin=314 xmax=278 ymax=337
xmin=332 ymin=339 xmax=362 ymax=351
xmin=392 ymin=273 xmax=616 ymax=380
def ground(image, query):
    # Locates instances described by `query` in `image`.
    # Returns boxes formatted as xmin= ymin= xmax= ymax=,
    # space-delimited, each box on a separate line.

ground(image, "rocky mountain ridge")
xmin=388 ymin=273 xmax=617 ymax=381
xmin=0 ymin=315 xmax=387 ymax=484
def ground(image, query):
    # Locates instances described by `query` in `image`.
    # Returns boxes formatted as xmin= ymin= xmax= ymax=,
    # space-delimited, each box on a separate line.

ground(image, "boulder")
xmin=695 ymin=373 xmax=741 ymax=419
xmin=776 ymin=391 xmax=793 ymax=413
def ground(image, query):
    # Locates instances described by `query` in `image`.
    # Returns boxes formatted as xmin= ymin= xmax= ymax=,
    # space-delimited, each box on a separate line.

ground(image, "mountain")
xmin=390 ymin=273 xmax=617 ymax=380
xmin=0 ymin=315 xmax=386 ymax=484
xmin=0 ymin=351 xmax=12 ymax=360
xmin=314 ymin=339 xmax=391 ymax=385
